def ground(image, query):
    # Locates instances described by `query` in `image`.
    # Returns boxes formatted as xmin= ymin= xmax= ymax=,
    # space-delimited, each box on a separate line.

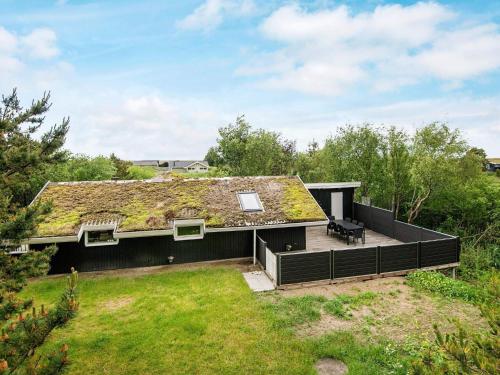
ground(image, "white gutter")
xmin=305 ymin=182 xmax=361 ymax=189
xmin=26 ymin=220 xmax=329 ymax=244
xmin=27 ymin=236 xmax=78 ymax=244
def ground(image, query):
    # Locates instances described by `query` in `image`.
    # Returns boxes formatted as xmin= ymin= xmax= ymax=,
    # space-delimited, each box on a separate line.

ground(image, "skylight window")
xmin=238 ymin=192 xmax=263 ymax=212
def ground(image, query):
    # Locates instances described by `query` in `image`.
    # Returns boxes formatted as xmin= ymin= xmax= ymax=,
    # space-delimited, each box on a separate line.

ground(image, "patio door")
xmin=331 ymin=192 xmax=343 ymax=219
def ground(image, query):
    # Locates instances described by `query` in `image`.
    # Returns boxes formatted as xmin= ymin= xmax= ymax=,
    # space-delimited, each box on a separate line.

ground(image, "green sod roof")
xmin=33 ymin=176 xmax=327 ymax=237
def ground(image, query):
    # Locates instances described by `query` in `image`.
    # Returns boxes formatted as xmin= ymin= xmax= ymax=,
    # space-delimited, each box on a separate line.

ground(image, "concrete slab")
xmin=243 ymin=271 xmax=275 ymax=292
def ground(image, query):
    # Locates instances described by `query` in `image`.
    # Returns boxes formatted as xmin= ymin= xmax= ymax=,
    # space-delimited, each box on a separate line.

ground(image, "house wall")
xmin=257 ymin=226 xmax=306 ymax=253
xmin=308 ymin=188 xmax=354 ymax=219
xmin=31 ymin=230 xmax=253 ymax=274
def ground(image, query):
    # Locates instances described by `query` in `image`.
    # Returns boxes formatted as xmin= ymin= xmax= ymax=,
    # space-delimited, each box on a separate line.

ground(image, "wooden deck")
xmin=306 ymin=226 xmax=402 ymax=251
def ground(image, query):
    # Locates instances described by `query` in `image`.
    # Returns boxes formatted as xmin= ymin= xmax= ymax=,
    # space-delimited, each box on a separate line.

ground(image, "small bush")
xmin=406 ymin=271 xmax=487 ymax=304
xmin=126 ymin=165 xmax=156 ymax=180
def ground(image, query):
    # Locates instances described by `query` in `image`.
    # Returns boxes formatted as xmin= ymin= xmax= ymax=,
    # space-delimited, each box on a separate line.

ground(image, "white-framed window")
xmin=173 ymin=219 xmax=205 ymax=241
xmin=237 ymin=192 xmax=264 ymax=212
xmin=85 ymin=229 xmax=119 ymax=247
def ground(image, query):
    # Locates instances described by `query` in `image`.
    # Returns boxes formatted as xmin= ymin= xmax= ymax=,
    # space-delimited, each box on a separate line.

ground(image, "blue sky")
xmin=1 ymin=0 xmax=499 ymax=159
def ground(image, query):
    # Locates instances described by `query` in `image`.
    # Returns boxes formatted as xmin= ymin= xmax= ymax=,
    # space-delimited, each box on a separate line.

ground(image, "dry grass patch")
xmin=280 ymin=277 xmax=487 ymax=342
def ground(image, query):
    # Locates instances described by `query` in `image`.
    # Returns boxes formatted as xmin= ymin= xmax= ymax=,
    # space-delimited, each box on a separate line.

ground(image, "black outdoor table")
xmin=332 ymin=220 xmax=365 ymax=245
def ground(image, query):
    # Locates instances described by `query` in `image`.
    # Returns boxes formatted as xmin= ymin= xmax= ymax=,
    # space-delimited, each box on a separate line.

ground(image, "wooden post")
xmin=452 ymin=267 xmax=456 ymax=279
xmin=253 ymin=229 xmax=256 ymax=265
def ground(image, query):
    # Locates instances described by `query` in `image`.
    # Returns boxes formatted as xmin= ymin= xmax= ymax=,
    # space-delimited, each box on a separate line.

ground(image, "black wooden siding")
xmin=279 ymin=251 xmax=330 ymax=284
xmin=308 ymin=188 xmax=354 ymax=218
xmin=37 ymin=230 xmax=253 ymax=274
xmin=333 ymin=247 xmax=377 ymax=278
xmin=379 ymin=243 xmax=418 ymax=273
xmin=257 ymin=227 xmax=306 ymax=253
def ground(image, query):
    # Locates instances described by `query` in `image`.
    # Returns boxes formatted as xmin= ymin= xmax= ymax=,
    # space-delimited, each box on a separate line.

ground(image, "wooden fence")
xmin=273 ymin=203 xmax=459 ymax=286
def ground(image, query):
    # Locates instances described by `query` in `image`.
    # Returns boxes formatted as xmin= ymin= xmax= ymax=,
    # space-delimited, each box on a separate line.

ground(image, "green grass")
xmin=324 ymin=292 xmax=378 ymax=319
xmin=21 ymin=268 xmax=409 ymax=374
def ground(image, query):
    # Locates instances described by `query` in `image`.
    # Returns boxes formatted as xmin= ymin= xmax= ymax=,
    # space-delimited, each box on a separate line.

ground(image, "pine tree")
xmin=0 ymin=89 xmax=78 ymax=374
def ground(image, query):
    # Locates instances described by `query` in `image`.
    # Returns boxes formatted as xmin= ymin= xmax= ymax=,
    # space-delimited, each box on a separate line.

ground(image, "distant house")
xmin=132 ymin=160 xmax=160 ymax=167
xmin=132 ymin=160 xmax=209 ymax=173
xmin=485 ymin=158 xmax=500 ymax=172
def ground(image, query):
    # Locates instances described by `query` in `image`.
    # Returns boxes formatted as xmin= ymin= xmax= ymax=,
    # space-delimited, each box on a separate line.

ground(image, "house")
xmin=132 ymin=160 xmax=160 ymax=168
xmin=27 ymin=176 xmax=329 ymax=273
xmin=132 ymin=160 xmax=209 ymax=173
xmin=485 ymin=158 xmax=500 ymax=172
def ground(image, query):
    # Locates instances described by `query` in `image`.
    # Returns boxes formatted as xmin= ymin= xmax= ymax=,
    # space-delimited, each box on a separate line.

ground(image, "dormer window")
xmin=81 ymin=222 xmax=119 ymax=247
xmin=85 ymin=229 xmax=118 ymax=247
xmin=173 ymin=219 xmax=205 ymax=241
xmin=238 ymin=192 xmax=263 ymax=212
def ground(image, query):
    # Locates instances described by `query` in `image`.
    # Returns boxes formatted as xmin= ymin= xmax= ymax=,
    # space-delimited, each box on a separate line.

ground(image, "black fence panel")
xmin=420 ymin=239 xmax=458 ymax=267
xmin=421 ymin=228 xmax=452 ymax=241
xmin=371 ymin=207 xmax=394 ymax=237
xmin=256 ymin=236 xmax=267 ymax=268
xmin=333 ymin=247 xmax=377 ymax=278
xmin=279 ymin=251 xmax=331 ymax=284
xmin=380 ymin=243 xmax=418 ymax=273
xmin=394 ymin=221 xmax=421 ymax=242
xmin=354 ymin=203 xmax=372 ymax=228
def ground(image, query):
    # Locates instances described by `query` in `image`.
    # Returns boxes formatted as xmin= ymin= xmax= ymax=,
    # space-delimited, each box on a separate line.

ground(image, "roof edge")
xmin=305 ymin=182 xmax=361 ymax=189
xmin=29 ymin=180 xmax=51 ymax=206
xmin=27 ymin=221 xmax=328 ymax=243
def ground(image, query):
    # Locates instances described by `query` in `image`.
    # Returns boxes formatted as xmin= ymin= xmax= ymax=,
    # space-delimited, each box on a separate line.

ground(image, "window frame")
xmin=237 ymin=191 xmax=264 ymax=212
xmin=83 ymin=224 xmax=119 ymax=247
xmin=173 ymin=219 xmax=205 ymax=241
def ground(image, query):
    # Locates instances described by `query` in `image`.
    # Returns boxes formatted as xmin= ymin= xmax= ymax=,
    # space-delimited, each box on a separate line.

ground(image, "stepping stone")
xmin=315 ymin=358 xmax=348 ymax=375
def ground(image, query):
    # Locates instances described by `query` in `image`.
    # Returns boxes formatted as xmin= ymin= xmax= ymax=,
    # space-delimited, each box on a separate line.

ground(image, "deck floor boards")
xmin=306 ymin=226 xmax=402 ymax=252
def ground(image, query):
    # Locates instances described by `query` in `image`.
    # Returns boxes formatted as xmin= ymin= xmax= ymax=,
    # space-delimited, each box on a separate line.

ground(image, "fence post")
xmin=417 ymin=241 xmax=421 ymax=268
xmin=330 ymin=250 xmax=333 ymax=280
xmin=456 ymin=237 xmax=461 ymax=263
xmin=376 ymin=246 xmax=381 ymax=274
xmin=276 ymin=254 xmax=281 ymax=286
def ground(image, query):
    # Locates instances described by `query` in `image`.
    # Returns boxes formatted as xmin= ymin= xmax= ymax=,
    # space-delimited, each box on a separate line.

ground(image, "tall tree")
xmin=321 ymin=125 xmax=388 ymax=204
xmin=407 ymin=123 xmax=467 ymax=224
xmin=207 ymin=115 xmax=296 ymax=176
xmin=386 ymin=127 xmax=411 ymax=220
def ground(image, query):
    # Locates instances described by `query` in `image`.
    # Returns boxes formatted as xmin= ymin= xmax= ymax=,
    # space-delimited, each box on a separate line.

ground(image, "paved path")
xmin=243 ymin=271 xmax=275 ymax=292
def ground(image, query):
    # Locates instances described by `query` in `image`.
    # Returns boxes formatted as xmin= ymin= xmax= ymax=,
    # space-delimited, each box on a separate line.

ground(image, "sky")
xmin=1 ymin=0 xmax=499 ymax=159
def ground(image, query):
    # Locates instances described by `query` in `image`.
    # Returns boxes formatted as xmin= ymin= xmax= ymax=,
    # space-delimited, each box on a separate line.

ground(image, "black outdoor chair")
xmin=327 ymin=216 xmax=336 ymax=235
xmin=352 ymin=219 xmax=358 ymax=225
xmin=357 ymin=221 xmax=366 ymax=243
xmin=344 ymin=217 xmax=351 ymax=222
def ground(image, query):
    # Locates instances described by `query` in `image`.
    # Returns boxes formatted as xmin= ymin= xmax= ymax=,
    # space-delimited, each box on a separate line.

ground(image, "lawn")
xmin=20 ymin=267 xmax=406 ymax=375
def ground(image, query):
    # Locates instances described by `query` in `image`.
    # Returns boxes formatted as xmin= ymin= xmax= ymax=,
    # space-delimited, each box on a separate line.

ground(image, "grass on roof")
xmin=34 ymin=176 xmax=326 ymax=237
xmin=281 ymin=179 xmax=326 ymax=222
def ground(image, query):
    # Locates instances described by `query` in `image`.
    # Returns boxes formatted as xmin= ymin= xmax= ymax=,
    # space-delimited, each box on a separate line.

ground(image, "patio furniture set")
xmin=326 ymin=216 xmax=365 ymax=245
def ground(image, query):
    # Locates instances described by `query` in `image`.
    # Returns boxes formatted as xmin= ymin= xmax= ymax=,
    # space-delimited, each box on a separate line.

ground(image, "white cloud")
xmin=21 ymin=28 xmax=59 ymax=59
xmin=68 ymin=94 xmax=225 ymax=159
xmin=239 ymin=2 xmax=500 ymax=95
xmin=177 ymin=0 xmax=255 ymax=32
